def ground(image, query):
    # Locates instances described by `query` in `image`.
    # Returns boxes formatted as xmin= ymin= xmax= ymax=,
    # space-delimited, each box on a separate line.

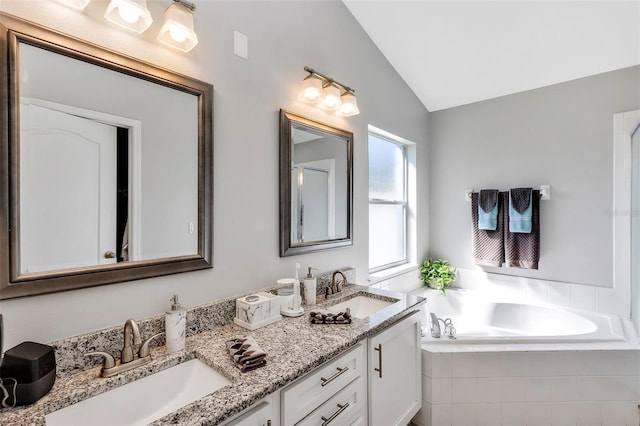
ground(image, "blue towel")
xmin=509 ymin=188 xmax=532 ymax=233
xmin=478 ymin=189 xmax=499 ymax=231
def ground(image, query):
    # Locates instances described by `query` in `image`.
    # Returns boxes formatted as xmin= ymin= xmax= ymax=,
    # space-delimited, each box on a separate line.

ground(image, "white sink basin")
xmin=45 ymin=358 xmax=230 ymax=426
xmin=328 ymin=295 xmax=395 ymax=319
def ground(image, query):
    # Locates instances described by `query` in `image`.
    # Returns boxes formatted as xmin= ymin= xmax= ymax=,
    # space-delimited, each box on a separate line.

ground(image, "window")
xmin=368 ymin=131 xmax=409 ymax=272
xmin=613 ymin=109 xmax=640 ymax=331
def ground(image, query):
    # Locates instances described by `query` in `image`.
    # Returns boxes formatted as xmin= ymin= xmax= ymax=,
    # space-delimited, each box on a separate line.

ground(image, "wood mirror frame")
xmin=0 ymin=13 xmax=213 ymax=299
xmin=279 ymin=110 xmax=353 ymax=257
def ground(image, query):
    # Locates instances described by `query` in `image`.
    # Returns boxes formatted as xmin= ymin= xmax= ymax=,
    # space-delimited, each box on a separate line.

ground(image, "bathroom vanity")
xmin=0 ymin=284 xmax=424 ymax=425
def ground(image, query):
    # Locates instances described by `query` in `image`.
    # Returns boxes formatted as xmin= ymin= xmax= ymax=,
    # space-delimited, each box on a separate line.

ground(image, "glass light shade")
xmin=157 ymin=3 xmax=199 ymax=52
xmin=300 ymin=75 xmax=323 ymax=102
xmin=104 ymin=0 xmax=153 ymax=33
xmin=339 ymin=91 xmax=360 ymax=116
xmin=322 ymin=83 xmax=342 ymax=111
xmin=53 ymin=0 xmax=92 ymax=10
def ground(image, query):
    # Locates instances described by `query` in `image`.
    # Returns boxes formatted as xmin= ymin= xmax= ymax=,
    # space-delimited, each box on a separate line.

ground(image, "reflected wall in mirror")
xmin=0 ymin=13 xmax=213 ymax=299
xmin=279 ymin=110 xmax=353 ymax=256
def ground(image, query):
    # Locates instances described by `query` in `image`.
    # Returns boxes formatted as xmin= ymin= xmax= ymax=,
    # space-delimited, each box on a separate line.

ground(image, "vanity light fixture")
xmin=52 ymin=0 xmax=92 ymax=10
xmin=104 ymin=0 xmax=153 ymax=34
xmin=157 ymin=0 xmax=199 ymax=52
xmin=300 ymin=67 xmax=360 ymax=117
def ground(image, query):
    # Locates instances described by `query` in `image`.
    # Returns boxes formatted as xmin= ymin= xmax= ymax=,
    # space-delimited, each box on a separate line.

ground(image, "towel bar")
xmin=465 ymin=186 xmax=551 ymax=202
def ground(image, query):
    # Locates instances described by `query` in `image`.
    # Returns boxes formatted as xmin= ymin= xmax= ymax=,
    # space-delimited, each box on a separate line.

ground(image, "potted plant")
xmin=419 ymin=258 xmax=456 ymax=293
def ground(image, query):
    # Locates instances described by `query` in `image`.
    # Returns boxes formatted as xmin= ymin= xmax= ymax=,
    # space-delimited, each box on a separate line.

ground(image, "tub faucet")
xmin=429 ymin=313 xmax=441 ymax=338
xmin=326 ymin=270 xmax=347 ymax=298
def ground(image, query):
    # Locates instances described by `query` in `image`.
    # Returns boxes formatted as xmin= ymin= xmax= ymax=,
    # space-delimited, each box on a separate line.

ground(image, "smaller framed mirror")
xmin=279 ymin=110 xmax=353 ymax=256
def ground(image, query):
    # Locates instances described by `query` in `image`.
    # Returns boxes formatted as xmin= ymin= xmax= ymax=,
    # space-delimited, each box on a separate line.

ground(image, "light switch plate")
xmin=234 ymin=30 xmax=248 ymax=59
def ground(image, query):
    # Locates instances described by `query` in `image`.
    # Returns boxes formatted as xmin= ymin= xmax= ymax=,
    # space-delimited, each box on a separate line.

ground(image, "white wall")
xmin=429 ymin=66 xmax=640 ymax=288
xmin=0 ymin=0 xmax=430 ymax=349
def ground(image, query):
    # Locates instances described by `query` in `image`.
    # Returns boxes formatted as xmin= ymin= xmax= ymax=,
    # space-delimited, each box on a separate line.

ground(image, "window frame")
xmin=368 ymin=131 xmax=409 ymax=273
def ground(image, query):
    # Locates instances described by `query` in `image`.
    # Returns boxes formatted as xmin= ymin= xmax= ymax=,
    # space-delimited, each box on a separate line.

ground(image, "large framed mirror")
xmin=279 ymin=110 xmax=353 ymax=256
xmin=0 ymin=13 xmax=213 ymax=299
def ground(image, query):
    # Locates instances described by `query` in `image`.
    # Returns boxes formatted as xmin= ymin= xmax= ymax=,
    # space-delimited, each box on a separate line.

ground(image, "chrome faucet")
xmin=326 ymin=270 xmax=347 ymax=299
xmin=85 ymin=319 xmax=163 ymax=378
xmin=430 ymin=313 xmax=441 ymax=338
xmin=429 ymin=314 xmax=456 ymax=340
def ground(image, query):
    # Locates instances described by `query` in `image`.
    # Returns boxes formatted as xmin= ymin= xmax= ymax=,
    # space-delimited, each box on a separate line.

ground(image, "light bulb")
xmin=324 ymin=96 xmax=339 ymax=108
xmin=104 ymin=0 xmax=153 ymax=33
xmin=303 ymin=86 xmax=321 ymax=101
xmin=157 ymin=3 xmax=199 ymax=52
xmin=339 ymin=91 xmax=359 ymax=116
xmin=322 ymin=83 xmax=341 ymax=110
xmin=169 ymin=25 xmax=189 ymax=42
xmin=118 ymin=5 xmax=140 ymax=23
xmin=341 ymin=103 xmax=355 ymax=115
xmin=300 ymin=74 xmax=323 ymax=102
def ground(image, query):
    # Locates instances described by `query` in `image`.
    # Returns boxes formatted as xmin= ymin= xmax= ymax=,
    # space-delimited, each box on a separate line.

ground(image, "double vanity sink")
xmin=4 ymin=285 xmax=424 ymax=426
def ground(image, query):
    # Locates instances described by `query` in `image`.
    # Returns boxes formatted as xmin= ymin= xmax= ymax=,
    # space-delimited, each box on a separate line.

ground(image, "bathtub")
xmin=413 ymin=287 xmax=628 ymax=344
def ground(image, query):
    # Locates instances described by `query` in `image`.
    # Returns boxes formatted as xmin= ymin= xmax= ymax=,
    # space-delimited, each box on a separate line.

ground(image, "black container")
xmin=0 ymin=341 xmax=56 ymax=406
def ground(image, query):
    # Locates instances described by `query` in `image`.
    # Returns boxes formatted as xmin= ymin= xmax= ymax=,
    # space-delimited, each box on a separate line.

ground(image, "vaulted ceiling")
xmin=343 ymin=0 xmax=640 ymax=111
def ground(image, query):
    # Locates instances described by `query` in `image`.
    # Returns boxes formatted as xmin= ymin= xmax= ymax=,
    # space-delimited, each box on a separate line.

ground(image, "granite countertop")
xmin=0 ymin=285 xmax=425 ymax=426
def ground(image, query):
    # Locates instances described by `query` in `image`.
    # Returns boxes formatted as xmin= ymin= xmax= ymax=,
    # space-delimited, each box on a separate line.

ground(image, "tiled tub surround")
xmin=413 ymin=349 xmax=640 ymax=426
xmin=0 ymin=280 xmax=424 ymax=424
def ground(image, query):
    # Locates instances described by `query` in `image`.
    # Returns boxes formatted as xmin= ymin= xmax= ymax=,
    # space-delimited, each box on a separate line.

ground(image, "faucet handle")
xmin=84 ymin=351 xmax=116 ymax=369
xmin=139 ymin=332 xmax=164 ymax=358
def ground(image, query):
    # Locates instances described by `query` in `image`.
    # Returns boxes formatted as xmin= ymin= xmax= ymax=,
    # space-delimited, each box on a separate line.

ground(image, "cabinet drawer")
xmin=295 ymin=376 xmax=366 ymax=426
xmin=282 ymin=343 xmax=365 ymax=426
xmin=224 ymin=401 xmax=272 ymax=426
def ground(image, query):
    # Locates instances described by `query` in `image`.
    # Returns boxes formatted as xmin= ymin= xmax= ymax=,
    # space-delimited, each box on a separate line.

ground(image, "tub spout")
xmin=430 ymin=313 xmax=441 ymax=338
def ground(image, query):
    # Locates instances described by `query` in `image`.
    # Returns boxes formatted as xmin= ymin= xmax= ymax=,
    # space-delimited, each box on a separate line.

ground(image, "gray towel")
xmin=471 ymin=192 xmax=504 ymax=267
xmin=226 ymin=336 xmax=267 ymax=372
xmin=479 ymin=189 xmax=499 ymax=213
xmin=503 ymin=190 xmax=540 ymax=269
xmin=510 ymin=187 xmax=532 ymax=213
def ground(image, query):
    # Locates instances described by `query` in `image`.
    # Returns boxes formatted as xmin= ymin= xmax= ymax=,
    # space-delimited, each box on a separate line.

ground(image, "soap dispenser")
xmin=165 ymin=294 xmax=186 ymax=353
xmin=303 ymin=267 xmax=317 ymax=305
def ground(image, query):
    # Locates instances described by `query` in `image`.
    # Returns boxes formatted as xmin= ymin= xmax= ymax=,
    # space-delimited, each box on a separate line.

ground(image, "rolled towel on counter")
xmin=226 ymin=336 xmax=267 ymax=373
xmin=309 ymin=308 xmax=352 ymax=324
xmin=509 ymin=188 xmax=533 ymax=233
xmin=478 ymin=189 xmax=499 ymax=231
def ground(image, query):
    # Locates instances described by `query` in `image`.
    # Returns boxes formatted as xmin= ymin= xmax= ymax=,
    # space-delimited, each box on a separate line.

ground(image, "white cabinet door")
xmin=368 ymin=311 xmax=422 ymax=426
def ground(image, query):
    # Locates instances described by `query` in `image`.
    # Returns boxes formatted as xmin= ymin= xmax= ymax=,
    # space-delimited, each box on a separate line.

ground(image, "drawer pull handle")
xmin=321 ymin=402 xmax=350 ymax=426
xmin=374 ymin=343 xmax=382 ymax=378
xmin=320 ymin=366 xmax=349 ymax=387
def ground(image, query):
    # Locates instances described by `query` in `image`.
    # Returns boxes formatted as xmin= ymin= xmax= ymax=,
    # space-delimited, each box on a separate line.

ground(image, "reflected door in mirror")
xmin=292 ymin=165 xmax=330 ymax=242
xmin=20 ymin=103 xmax=119 ymax=273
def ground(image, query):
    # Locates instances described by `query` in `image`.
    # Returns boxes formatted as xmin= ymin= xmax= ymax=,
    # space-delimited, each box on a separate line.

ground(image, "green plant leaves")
xmin=418 ymin=258 xmax=456 ymax=293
